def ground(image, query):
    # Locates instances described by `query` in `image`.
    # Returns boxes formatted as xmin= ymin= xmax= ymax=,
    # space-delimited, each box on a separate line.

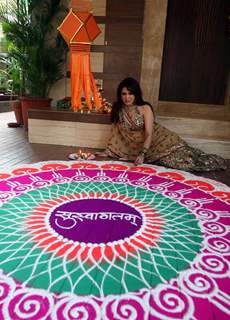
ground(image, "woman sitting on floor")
xmin=96 ymin=77 xmax=226 ymax=171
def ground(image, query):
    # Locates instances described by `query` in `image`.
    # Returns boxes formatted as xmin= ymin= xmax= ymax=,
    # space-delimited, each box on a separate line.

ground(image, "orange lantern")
xmin=58 ymin=2 xmax=102 ymax=111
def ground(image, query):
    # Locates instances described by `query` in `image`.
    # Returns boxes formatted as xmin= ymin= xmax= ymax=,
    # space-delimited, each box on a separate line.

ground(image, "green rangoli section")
xmin=0 ymin=181 xmax=203 ymax=296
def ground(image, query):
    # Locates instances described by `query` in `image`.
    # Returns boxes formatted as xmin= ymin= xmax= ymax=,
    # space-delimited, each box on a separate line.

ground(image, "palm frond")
xmin=0 ymin=0 xmax=66 ymax=97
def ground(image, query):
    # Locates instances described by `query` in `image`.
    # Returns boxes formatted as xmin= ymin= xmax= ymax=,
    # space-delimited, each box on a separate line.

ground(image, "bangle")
xmin=142 ymin=147 xmax=148 ymax=154
xmin=139 ymin=150 xmax=148 ymax=158
xmin=139 ymin=147 xmax=148 ymax=158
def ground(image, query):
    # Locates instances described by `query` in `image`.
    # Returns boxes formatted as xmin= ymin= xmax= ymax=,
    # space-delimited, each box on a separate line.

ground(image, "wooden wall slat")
xmin=106 ymin=0 xmax=144 ymax=18
xmin=104 ymin=23 xmax=143 ymax=46
xmin=159 ymin=0 xmax=230 ymax=105
xmin=101 ymin=0 xmax=145 ymax=101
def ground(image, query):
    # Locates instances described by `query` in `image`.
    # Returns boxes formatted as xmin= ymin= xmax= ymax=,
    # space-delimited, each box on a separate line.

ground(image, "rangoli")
xmin=0 ymin=161 xmax=229 ymax=319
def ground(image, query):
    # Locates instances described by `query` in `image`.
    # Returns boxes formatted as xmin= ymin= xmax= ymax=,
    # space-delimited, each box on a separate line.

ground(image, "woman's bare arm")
xmin=134 ymin=105 xmax=154 ymax=165
xmin=140 ymin=104 xmax=154 ymax=150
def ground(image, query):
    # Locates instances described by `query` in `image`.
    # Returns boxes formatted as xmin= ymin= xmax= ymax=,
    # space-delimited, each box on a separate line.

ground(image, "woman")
xmin=97 ymin=77 xmax=226 ymax=171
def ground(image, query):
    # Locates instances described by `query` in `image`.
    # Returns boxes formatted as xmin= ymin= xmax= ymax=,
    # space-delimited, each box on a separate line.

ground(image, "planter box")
xmin=28 ymin=109 xmax=111 ymax=149
xmin=21 ymin=97 xmax=52 ymax=130
xmin=10 ymin=100 xmax=23 ymax=124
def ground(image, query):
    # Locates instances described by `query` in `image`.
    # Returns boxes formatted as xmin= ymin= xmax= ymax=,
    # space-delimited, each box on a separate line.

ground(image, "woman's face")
xmin=121 ymin=87 xmax=135 ymax=106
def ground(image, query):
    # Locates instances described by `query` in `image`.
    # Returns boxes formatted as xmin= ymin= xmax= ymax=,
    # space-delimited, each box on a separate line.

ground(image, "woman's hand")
xmin=134 ymin=153 xmax=145 ymax=166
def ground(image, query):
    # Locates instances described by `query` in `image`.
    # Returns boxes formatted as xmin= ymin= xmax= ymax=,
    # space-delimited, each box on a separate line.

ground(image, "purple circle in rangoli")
xmin=49 ymin=199 xmax=143 ymax=243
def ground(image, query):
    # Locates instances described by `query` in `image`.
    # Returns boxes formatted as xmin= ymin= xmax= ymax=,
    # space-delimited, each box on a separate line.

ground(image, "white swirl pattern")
xmin=102 ymin=294 xmax=146 ymax=320
xmin=206 ymin=236 xmax=230 ymax=254
xmin=2 ymin=288 xmax=53 ymax=320
xmin=149 ymin=284 xmax=194 ymax=320
xmin=53 ymin=295 xmax=101 ymax=320
xmin=202 ymin=221 xmax=227 ymax=235
xmin=195 ymin=254 xmax=229 ymax=277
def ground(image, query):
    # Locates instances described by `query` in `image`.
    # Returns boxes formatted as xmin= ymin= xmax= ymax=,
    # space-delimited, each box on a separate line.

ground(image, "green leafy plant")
xmin=56 ymin=96 xmax=71 ymax=110
xmin=0 ymin=53 xmax=22 ymax=95
xmin=0 ymin=0 xmax=67 ymax=98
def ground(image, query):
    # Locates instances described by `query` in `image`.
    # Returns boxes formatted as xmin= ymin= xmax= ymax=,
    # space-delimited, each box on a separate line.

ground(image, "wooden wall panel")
xmin=104 ymin=23 xmax=143 ymax=47
xmin=159 ymin=0 xmax=230 ymax=105
xmin=92 ymin=0 xmax=145 ymax=102
xmin=106 ymin=0 xmax=144 ymax=18
xmin=103 ymin=52 xmax=141 ymax=75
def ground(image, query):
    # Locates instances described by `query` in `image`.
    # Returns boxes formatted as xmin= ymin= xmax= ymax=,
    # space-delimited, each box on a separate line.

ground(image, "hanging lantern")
xmin=58 ymin=1 xmax=102 ymax=111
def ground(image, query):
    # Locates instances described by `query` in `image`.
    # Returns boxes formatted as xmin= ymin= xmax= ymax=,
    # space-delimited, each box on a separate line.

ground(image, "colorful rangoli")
xmin=0 ymin=161 xmax=229 ymax=319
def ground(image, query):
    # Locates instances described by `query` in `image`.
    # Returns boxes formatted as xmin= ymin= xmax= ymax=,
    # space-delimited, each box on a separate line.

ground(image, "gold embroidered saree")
xmin=106 ymin=106 xmax=226 ymax=172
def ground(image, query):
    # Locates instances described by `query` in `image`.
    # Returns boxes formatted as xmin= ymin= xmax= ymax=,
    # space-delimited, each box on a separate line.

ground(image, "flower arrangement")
xmin=56 ymin=97 xmax=71 ymax=110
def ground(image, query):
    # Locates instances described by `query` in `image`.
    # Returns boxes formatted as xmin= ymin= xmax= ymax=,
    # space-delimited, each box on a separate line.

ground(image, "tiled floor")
xmin=1 ymin=111 xmax=230 ymax=186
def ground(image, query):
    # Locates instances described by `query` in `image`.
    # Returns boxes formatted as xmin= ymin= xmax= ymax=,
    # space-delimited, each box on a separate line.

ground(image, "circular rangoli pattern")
xmin=0 ymin=161 xmax=229 ymax=319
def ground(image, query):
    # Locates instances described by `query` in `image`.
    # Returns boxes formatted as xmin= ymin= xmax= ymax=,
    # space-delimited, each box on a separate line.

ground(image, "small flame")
xmin=76 ymin=149 xmax=92 ymax=159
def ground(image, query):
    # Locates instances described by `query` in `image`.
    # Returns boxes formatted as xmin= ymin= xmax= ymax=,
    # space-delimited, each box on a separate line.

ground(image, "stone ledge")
xmin=28 ymin=119 xmax=111 ymax=149
xmin=158 ymin=116 xmax=230 ymax=141
xmin=158 ymin=101 xmax=230 ymax=121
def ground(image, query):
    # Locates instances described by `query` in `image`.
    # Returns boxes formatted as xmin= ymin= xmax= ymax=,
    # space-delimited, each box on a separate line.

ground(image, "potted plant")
xmin=0 ymin=0 xmax=66 ymax=129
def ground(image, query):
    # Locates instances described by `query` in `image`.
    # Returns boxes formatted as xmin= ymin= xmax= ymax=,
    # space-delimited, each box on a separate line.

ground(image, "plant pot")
xmin=20 ymin=97 xmax=52 ymax=130
xmin=10 ymin=100 xmax=23 ymax=125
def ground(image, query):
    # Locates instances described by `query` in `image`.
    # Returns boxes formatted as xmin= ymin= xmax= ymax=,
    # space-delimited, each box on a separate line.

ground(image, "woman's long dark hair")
xmin=110 ymin=77 xmax=153 ymax=123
